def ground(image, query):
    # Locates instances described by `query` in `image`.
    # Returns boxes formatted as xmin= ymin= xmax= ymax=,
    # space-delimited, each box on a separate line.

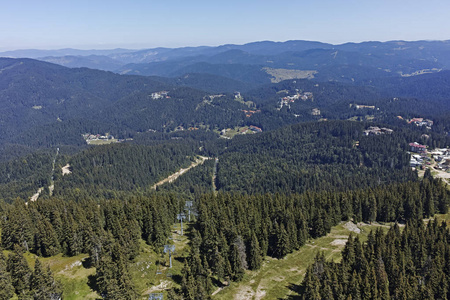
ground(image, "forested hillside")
xmin=54 ymin=143 xmax=199 ymax=197
xmin=3 ymin=40 xmax=450 ymax=299
xmin=2 ymin=56 xmax=450 ymax=151
xmin=215 ymin=121 xmax=417 ymax=194
xmin=300 ymin=217 xmax=450 ymax=299
xmin=179 ymin=175 xmax=449 ymax=298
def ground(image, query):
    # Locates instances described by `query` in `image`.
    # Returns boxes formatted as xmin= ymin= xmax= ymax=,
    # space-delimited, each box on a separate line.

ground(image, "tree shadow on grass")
xmin=279 ymin=283 xmax=303 ymax=300
xmin=174 ymin=256 xmax=185 ymax=263
xmin=171 ymin=274 xmax=183 ymax=285
xmin=87 ymin=274 xmax=102 ymax=299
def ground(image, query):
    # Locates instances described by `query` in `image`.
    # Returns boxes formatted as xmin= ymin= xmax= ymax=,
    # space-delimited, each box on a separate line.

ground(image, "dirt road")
xmin=151 ymin=156 xmax=210 ymax=189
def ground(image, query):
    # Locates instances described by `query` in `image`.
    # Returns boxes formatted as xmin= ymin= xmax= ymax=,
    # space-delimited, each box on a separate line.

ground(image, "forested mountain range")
xmin=2 ymin=55 xmax=450 ymax=153
xmin=3 ymin=40 xmax=450 ymax=85
xmin=2 ymin=40 xmax=450 ymax=299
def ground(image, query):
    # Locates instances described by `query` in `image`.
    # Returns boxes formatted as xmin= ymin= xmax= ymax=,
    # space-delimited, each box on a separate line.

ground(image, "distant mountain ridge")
xmin=2 ymin=46 xmax=450 ymax=149
xmin=2 ymin=40 xmax=450 ymax=79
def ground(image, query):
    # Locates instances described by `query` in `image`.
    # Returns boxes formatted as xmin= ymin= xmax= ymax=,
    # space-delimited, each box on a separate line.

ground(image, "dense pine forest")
xmin=0 ymin=117 xmax=448 ymax=299
xmin=3 ymin=50 xmax=450 ymax=299
xmin=177 ymin=174 xmax=449 ymax=299
xmin=214 ymin=121 xmax=449 ymax=194
xmin=300 ymin=217 xmax=450 ymax=299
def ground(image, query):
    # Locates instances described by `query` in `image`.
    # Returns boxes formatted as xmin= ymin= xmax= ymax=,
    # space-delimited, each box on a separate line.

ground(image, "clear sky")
xmin=1 ymin=0 xmax=449 ymax=50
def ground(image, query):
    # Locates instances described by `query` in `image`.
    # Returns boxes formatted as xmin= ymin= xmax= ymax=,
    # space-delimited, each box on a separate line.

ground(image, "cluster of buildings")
xmin=409 ymin=142 xmax=427 ymax=154
xmin=409 ymin=142 xmax=428 ymax=168
xmin=353 ymin=104 xmax=376 ymax=109
xmin=151 ymin=91 xmax=170 ymax=99
xmin=363 ymin=126 xmax=393 ymax=136
xmin=249 ymin=125 xmax=262 ymax=133
xmin=82 ymin=133 xmax=115 ymax=144
xmin=408 ymin=118 xmax=433 ymax=129
xmin=240 ymin=125 xmax=263 ymax=134
xmin=429 ymin=149 xmax=450 ymax=171
xmin=311 ymin=108 xmax=321 ymax=116
xmin=278 ymin=92 xmax=313 ymax=110
xmin=241 ymin=109 xmax=261 ymax=117
xmin=409 ymin=154 xmax=431 ymax=168
xmin=409 ymin=144 xmax=450 ymax=171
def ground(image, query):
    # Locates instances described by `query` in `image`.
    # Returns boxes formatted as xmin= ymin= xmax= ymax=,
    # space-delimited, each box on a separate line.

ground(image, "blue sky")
xmin=1 ymin=0 xmax=449 ymax=50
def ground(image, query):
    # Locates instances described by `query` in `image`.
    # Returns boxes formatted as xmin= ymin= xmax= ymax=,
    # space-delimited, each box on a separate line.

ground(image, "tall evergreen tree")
xmin=0 ymin=251 xmax=14 ymax=300
xmin=30 ymin=259 xmax=61 ymax=300
xmin=7 ymin=246 xmax=32 ymax=299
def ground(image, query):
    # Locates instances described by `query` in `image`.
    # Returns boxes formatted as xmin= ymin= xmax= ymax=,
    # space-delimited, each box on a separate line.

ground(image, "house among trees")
xmin=409 ymin=118 xmax=434 ymax=128
xmin=151 ymin=91 xmax=169 ymax=99
xmin=249 ymin=125 xmax=262 ymax=133
xmin=363 ymin=126 xmax=393 ymax=135
xmin=409 ymin=142 xmax=427 ymax=153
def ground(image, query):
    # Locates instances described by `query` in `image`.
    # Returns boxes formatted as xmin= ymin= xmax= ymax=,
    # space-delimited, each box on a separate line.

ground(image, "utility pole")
xmin=185 ymin=201 xmax=193 ymax=222
xmin=164 ymin=245 xmax=175 ymax=268
xmin=177 ymin=213 xmax=186 ymax=235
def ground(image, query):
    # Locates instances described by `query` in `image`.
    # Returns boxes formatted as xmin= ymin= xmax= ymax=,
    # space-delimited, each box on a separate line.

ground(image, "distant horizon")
xmin=2 ymin=0 xmax=450 ymax=52
xmin=1 ymin=38 xmax=450 ymax=53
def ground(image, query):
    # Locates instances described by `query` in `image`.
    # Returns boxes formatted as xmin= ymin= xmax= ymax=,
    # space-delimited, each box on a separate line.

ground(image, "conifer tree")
xmin=249 ymin=232 xmax=262 ymax=270
xmin=7 ymin=246 xmax=32 ymax=299
xmin=229 ymin=243 xmax=245 ymax=281
xmin=0 ymin=251 xmax=14 ymax=300
xmin=96 ymin=238 xmax=137 ymax=299
xmin=30 ymin=259 xmax=61 ymax=300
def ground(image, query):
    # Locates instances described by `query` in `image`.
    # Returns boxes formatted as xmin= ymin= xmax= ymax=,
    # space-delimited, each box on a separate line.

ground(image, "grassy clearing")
xmin=427 ymin=213 xmax=450 ymax=227
xmin=3 ymin=223 xmax=193 ymax=300
xmin=213 ymin=221 xmax=390 ymax=300
xmin=87 ymin=139 xmax=118 ymax=145
xmin=218 ymin=126 xmax=255 ymax=139
xmin=263 ymin=68 xmax=317 ymax=83
xmin=24 ymin=252 xmax=98 ymax=300
xmin=131 ymin=222 xmax=192 ymax=299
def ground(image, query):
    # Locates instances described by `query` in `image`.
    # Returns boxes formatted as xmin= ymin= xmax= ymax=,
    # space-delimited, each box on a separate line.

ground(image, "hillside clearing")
xmin=263 ymin=67 xmax=317 ymax=83
xmin=213 ymin=221 xmax=390 ymax=300
xmin=152 ymin=156 xmax=210 ymax=189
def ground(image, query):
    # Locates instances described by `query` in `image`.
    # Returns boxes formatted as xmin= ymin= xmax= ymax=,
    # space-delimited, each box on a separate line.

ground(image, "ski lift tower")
xmin=164 ymin=245 xmax=175 ymax=268
xmin=177 ymin=213 xmax=186 ymax=235
xmin=185 ymin=201 xmax=193 ymax=222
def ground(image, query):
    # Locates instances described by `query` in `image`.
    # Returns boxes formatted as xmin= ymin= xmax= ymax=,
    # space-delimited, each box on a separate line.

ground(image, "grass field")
xmin=86 ymin=139 xmax=118 ymax=145
xmin=5 ymin=222 xmax=192 ymax=300
xmin=213 ymin=221 xmax=391 ymax=300
xmin=218 ymin=126 xmax=256 ymax=139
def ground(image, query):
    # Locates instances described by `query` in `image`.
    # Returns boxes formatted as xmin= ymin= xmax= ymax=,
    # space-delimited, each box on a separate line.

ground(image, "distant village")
xmin=363 ymin=126 xmax=393 ymax=136
xmin=408 ymin=142 xmax=450 ymax=173
xmin=408 ymin=117 xmax=433 ymax=129
xmin=151 ymin=91 xmax=170 ymax=99
xmin=241 ymin=109 xmax=261 ymax=117
xmin=353 ymin=104 xmax=376 ymax=110
xmin=278 ymin=91 xmax=313 ymax=110
xmin=82 ymin=133 xmax=131 ymax=144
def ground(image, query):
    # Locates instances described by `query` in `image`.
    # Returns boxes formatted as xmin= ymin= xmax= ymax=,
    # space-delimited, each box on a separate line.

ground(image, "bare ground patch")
xmin=143 ymin=280 xmax=172 ymax=294
xmin=330 ymin=239 xmax=348 ymax=246
xmin=234 ymin=285 xmax=254 ymax=300
xmin=343 ymin=221 xmax=361 ymax=233
xmin=62 ymin=164 xmax=72 ymax=175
